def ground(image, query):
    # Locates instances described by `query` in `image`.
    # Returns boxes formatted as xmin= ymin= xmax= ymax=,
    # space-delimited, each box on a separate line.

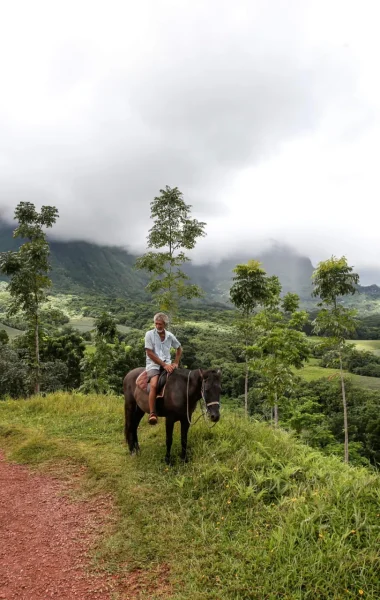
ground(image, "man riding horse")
xmin=145 ymin=312 xmax=182 ymax=425
xmin=124 ymin=315 xmax=221 ymax=462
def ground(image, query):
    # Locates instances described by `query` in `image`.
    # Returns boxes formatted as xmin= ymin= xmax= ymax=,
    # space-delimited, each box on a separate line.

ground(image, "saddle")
xmin=136 ymin=369 xmax=168 ymax=398
xmin=155 ymin=370 xmax=168 ymax=398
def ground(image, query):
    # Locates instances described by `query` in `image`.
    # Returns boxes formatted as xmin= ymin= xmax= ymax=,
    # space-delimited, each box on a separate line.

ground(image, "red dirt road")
xmin=0 ymin=451 xmax=123 ymax=600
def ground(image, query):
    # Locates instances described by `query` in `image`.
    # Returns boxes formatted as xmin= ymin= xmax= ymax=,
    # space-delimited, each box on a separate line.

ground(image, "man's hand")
xmin=164 ymin=363 xmax=177 ymax=374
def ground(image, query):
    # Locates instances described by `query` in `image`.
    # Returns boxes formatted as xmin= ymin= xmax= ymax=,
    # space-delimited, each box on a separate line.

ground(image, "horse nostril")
xmin=211 ymin=414 xmax=220 ymax=422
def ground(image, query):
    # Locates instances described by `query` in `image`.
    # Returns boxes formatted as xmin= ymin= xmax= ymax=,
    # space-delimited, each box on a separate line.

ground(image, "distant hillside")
xmin=186 ymin=245 xmax=315 ymax=302
xmin=1 ymin=220 xmax=380 ymax=304
xmin=0 ymin=221 xmax=149 ymax=300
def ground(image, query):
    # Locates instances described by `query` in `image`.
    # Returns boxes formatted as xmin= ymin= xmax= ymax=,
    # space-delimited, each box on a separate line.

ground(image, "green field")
xmin=68 ymin=317 xmax=133 ymax=336
xmin=0 ymin=322 xmax=23 ymax=339
xmin=353 ymin=340 xmax=380 ymax=356
xmin=1 ymin=394 xmax=380 ymax=599
xmin=67 ymin=316 xmax=95 ymax=332
xmin=299 ymin=358 xmax=380 ymax=390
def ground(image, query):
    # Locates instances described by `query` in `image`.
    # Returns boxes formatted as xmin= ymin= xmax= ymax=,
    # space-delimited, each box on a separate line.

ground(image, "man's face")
xmin=154 ymin=319 xmax=165 ymax=333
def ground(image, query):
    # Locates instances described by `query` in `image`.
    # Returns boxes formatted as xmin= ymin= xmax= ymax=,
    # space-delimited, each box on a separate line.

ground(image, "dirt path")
xmin=0 ymin=451 xmax=126 ymax=600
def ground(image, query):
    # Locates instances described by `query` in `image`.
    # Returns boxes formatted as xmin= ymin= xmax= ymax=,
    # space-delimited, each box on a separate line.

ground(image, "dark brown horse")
xmin=123 ymin=367 xmax=221 ymax=463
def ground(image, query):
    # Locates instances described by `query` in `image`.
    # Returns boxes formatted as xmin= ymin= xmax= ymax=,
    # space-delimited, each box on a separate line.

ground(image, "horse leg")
xmin=133 ymin=405 xmax=145 ymax=454
xmin=165 ymin=418 xmax=175 ymax=465
xmin=124 ymin=392 xmax=138 ymax=454
xmin=180 ymin=419 xmax=190 ymax=462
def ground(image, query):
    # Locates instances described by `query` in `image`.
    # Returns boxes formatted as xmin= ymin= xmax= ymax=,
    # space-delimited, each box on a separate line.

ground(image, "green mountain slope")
xmin=188 ymin=245 xmax=315 ymax=301
xmin=1 ymin=220 xmax=380 ymax=303
xmin=0 ymin=221 xmax=149 ymax=299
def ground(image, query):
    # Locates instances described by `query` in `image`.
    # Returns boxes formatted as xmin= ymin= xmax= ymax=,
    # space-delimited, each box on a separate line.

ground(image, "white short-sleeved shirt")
xmin=144 ymin=329 xmax=181 ymax=371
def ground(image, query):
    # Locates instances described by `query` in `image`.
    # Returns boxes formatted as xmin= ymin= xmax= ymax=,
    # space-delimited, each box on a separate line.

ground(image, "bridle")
xmin=186 ymin=369 xmax=220 ymax=426
xmin=201 ymin=382 xmax=220 ymax=408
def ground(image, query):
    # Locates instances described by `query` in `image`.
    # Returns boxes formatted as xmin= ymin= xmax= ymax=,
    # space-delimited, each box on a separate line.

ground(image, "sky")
xmin=0 ymin=0 xmax=379 ymax=270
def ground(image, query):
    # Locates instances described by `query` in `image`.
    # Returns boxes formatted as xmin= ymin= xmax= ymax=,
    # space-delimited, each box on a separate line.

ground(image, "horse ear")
xmin=216 ymin=369 xmax=221 ymax=375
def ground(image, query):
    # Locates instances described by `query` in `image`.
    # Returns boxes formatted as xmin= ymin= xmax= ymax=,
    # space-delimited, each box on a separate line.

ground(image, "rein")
xmin=186 ymin=370 xmax=220 ymax=427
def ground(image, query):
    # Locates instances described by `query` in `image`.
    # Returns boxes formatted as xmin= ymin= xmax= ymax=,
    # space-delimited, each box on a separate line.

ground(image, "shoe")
xmin=148 ymin=413 xmax=158 ymax=425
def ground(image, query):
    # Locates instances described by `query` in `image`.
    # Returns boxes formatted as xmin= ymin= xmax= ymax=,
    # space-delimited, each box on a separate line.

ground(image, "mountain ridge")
xmin=1 ymin=220 xmax=379 ymax=302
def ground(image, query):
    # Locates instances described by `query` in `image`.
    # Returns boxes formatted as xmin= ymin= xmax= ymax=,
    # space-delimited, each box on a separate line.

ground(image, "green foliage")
xmin=312 ymin=257 xmax=360 ymax=464
xmin=251 ymin=292 xmax=310 ymax=423
xmin=229 ymin=261 xmax=276 ymax=416
xmin=312 ymin=255 xmax=359 ymax=305
xmin=0 ymin=329 xmax=9 ymax=344
xmin=40 ymin=330 xmax=86 ymax=389
xmin=94 ymin=311 xmax=117 ymax=342
xmin=230 ymin=260 xmax=270 ymax=316
xmin=318 ymin=344 xmax=380 ymax=378
xmin=1 ymin=396 xmax=380 ymax=599
xmin=80 ymin=313 xmax=118 ymax=394
xmin=0 ymin=202 xmax=58 ymax=393
xmin=0 ymin=343 xmax=29 ymax=398
xmin=80 ymin=311 xmax=145 ymax=394
xmin=295 ymin=378 xmax=380 ymax=465
xmin=40 ymin=306 xmax=69 ymax=328
xmin=313 ymin=306 xmax=358 ymax=342
xmin=136 ymin=186 xmax=206 ymax=316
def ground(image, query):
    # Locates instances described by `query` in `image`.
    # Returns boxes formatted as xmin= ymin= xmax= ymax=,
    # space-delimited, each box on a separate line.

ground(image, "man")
xmin=145 ymin=312 xmax=182 ymax=425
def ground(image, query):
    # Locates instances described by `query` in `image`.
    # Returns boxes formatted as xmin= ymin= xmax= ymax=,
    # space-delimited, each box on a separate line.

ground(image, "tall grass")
xmin=1 ymin=393 xmax=380 ymax=599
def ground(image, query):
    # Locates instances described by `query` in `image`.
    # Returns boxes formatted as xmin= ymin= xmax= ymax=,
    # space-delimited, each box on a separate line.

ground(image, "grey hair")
xmin=154 ymin=312 xmax=169 ymax=327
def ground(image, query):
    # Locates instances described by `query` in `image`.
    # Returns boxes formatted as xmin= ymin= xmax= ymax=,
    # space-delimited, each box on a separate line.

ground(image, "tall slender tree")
xmin=252 ymin=291 xmax=310 ymax=426
xmin=229 ymin=260 xmax=273 ymax=417
xmin=312 ymin=256 xmax=359 ymax=463
xmin=136 ymin=186 xmax=206 ymax=320
xmin=0 ymin=202 xmax=58 ymax=394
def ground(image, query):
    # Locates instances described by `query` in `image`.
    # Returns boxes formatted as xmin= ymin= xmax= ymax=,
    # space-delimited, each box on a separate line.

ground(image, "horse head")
xmin=199 ymin=368 xmax=221 ymax=423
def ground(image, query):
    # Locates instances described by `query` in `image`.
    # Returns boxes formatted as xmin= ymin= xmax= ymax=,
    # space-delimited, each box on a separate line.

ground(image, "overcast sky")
xmin=0 ymin=0 xmax=379 ymax=268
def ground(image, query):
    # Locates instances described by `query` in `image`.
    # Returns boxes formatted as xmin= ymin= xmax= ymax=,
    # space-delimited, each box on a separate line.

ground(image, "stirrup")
xmin=148 ymin=412 xmax=158 ymax=425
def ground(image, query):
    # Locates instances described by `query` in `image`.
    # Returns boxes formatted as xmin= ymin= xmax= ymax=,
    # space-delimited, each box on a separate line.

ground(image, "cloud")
xmin=0 ymin=0 xmax=378 ymax=269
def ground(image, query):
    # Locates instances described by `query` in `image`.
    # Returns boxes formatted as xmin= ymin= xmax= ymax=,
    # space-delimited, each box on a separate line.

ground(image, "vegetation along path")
xmin=1 ymin=394 xmax=380 ymax=599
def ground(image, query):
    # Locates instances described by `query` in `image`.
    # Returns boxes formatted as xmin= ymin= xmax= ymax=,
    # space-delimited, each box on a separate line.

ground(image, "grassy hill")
xmin=1 ymin=393 xmax=380 ymax=599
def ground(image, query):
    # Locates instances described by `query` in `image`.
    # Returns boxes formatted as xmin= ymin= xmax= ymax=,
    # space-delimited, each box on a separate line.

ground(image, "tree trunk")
xmin=244 ymin=360 xmax=248 ymax=418
xmin=339 ymin=350 xmax=349 ymax=463
xmin=274 ymin=398 xmax=279 ymax=427
xmin=35 ymin=309 xmax=40 ymax=395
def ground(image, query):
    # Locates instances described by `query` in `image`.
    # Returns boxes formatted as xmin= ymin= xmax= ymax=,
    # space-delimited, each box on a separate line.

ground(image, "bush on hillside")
xmin=0 ymin=344 xmax=29 ymax=398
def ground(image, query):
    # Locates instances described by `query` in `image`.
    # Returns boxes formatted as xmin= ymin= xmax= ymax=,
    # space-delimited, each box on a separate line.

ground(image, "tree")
xmin=229 ymin=260 xmax=273 ymax=417
xmin=136 ymin=186 xmax=206 ymax=319
xmin=0 ymin=343 xmax=29 ymax=399
xmin=80 ymin=313 xmax=145 ymax=395
xmin=252 ymin=291 xmax=310 ymax=426
xmin=312 ymin=256 xmax=359 ymax=463
xmin=40 ymin=307 xmax=70 ymax=329
xmin=0 ymin=202 xmax=59 ymax=393
xmin=94 ymin=312 xmax=118 ymax=342
xmin=0 ymin=330 xmax=9 ymax=345
xmin=80 ymin=312 xmax=118 ymax=394
xmin=40 ymin=330 xmax=86 ymax=390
